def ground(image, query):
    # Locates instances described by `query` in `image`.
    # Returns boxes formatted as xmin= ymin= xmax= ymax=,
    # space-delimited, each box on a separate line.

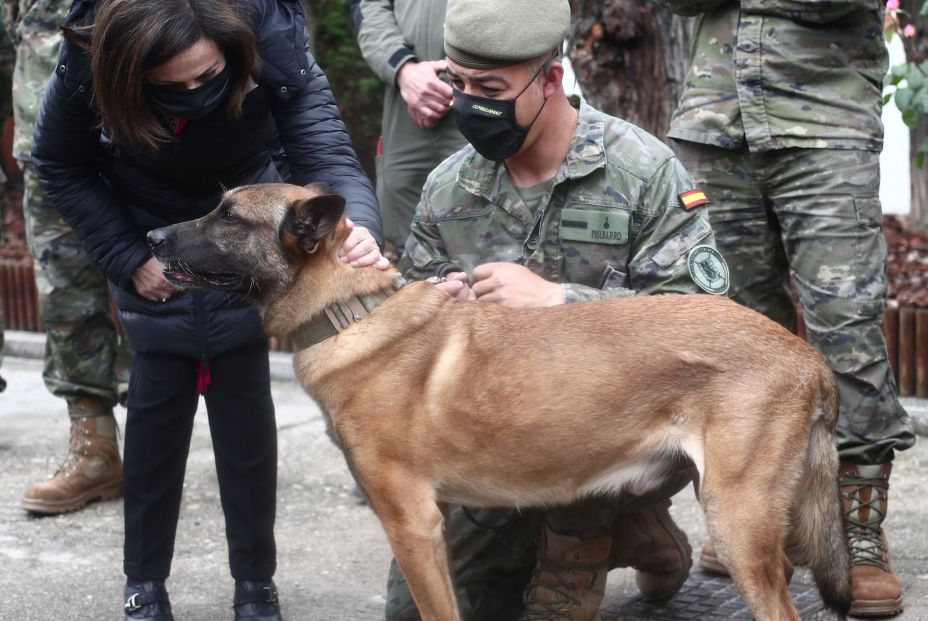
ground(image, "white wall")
xmin=881 ymin=36 xmax=911 ymax=216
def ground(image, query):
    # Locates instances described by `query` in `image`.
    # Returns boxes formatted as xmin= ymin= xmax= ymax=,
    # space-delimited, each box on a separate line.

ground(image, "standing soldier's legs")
xmin=20 ymin=161 xmax=128 ymax=514
xmin=766 ymin=148 xmax=913 ymax=617
xmin=679 ymin=140 xmax=915 ymax=616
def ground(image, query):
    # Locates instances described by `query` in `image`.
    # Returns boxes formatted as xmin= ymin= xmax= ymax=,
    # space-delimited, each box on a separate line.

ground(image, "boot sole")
xmin=849 ymin=597 xmax=904 ymax=618
xmin=21 ymin=479 xmax=123 ymax=515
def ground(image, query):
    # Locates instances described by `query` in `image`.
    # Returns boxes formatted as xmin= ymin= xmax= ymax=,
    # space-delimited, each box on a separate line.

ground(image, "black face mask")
xmin=146 ymin=66 xmax=230 ymax=120
xmin=452 ymin=65 xmax=549 ymax=162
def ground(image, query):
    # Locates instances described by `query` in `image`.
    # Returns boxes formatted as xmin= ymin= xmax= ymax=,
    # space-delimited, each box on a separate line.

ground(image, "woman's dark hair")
xmin=74 ymin=0 xmax=260 ymax=150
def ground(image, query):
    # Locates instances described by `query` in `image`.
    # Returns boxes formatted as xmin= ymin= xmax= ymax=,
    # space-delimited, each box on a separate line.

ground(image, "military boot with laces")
xmin=840 ymin=462 xmax=903 ymax=618
xmin=519 ymin=524 xmax=611 ymax=621
xmin=21 ymin=399 xmax=123 ymax=514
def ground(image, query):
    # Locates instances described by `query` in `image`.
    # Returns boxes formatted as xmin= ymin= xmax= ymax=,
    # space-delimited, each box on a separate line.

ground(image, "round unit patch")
xmin=687 ymin=246 xmax=730 ymax=295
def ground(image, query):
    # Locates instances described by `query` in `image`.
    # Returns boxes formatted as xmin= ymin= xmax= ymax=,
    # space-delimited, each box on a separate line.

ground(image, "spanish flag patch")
xmin=680 ymin=189 xmax=709 ymax=210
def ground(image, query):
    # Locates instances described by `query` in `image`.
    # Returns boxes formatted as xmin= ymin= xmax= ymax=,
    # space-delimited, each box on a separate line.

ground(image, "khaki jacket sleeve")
xmin=357 ymin=0 xmax=416 ymax=86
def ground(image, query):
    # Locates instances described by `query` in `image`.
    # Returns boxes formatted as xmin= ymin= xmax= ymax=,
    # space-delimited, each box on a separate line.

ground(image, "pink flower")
xmin=887 ymin=0 xmax=900 ymax=10
xmin=904 ymin=23 xmax=917 ymax=37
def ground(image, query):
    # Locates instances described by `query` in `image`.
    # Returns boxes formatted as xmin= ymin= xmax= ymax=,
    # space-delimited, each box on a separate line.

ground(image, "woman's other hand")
xmin=132 ymin=256 xmax=179 ymax=302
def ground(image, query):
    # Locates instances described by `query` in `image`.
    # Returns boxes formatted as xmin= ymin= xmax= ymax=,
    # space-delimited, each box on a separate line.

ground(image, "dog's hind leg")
xmin=364 ymin=471 xmax=460 ymax=621
xmin=702 ymin=482 xmax=801 ymax=621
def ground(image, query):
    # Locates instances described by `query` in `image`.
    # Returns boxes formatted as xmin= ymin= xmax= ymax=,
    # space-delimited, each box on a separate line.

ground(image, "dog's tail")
xmin=794 ymin=367 xmax=850 ymax=617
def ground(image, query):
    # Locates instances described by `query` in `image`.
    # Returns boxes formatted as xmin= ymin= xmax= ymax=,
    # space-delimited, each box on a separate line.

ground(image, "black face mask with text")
xmin=451 ymin=64 xmax=549 ymax=162
xmin=146 ymin=66 xmax=230 ymax=120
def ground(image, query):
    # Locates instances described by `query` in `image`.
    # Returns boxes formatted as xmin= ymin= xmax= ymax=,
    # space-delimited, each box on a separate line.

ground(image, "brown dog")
xmin=147 ymin=182 xmax=850 ymax=621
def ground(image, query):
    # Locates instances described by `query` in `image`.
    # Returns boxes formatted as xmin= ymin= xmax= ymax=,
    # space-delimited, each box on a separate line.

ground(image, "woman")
xmin=31 ymin=0 xmax=386 ymax=619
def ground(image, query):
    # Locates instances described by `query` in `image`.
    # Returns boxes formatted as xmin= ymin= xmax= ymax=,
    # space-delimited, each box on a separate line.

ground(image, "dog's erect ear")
xmin=280 ymin=193 xmax=346 ymax=257
xmin=304 ymin=181 xmax=331 ymax=195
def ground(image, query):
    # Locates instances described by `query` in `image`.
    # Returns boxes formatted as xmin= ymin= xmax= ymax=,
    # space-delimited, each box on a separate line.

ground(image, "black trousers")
xmin=122 ymin=344 xmax=277 ymax=581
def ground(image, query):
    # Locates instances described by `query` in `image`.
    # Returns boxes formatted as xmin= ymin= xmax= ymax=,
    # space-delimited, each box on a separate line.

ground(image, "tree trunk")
xmin=569 ymin=0 xmax=692 ymax=142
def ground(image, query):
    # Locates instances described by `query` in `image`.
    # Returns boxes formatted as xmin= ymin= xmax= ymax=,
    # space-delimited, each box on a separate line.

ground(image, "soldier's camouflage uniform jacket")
xmin=402 ymin=100 xmax=728 ymax=302
xmin=658 ymin=0 xmax=886 ymax=152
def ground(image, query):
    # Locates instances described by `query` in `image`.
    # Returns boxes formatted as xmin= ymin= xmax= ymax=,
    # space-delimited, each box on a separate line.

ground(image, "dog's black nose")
xmin=147 ymin=228 xmax=167 ymax=250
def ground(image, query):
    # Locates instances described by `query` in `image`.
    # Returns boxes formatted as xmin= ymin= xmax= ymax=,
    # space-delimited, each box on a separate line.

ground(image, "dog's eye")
xmin=221 ymin=210 xmax=239 ymax=223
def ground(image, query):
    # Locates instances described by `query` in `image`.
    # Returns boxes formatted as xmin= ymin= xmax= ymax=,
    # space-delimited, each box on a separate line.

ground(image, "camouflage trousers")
xmin=22 ymin=161 xmax=130 ymax=412
xmin=385 ymin=469 xmax=692 ymax=620
xmin=674 ymin=141 xmax=915 ymax=465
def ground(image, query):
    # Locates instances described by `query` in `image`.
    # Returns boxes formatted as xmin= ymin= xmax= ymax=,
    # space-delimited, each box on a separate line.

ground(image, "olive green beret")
xmin=444 ymin=0 xmax=570 ymax=69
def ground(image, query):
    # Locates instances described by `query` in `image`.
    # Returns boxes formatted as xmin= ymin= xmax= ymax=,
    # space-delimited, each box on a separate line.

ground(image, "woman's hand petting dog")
xmin=338 ymin=218 xmax=391 ymax=270
xmin=134 ymin=256 xmax=181 ymax=302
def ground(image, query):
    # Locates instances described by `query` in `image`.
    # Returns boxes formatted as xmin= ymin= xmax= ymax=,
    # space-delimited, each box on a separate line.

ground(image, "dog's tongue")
xmin=167 ymin=269 xmax=193 ymax=282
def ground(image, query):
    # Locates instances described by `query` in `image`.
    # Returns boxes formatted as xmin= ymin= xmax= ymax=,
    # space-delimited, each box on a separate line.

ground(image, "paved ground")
xmin=1 ymin=333 xmax=926 ymax=620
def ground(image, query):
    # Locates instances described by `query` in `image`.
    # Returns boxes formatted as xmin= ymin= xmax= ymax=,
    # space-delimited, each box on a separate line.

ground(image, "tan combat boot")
xmin=608 ymin=499 xmax=692 ymax=600
xmin=520 ymin=524 xmax=611 ymax=621
xmin=840 ymin=462 xmax=903 ymax=618
xmin=22 ymin=399 xmax=123 ymax=514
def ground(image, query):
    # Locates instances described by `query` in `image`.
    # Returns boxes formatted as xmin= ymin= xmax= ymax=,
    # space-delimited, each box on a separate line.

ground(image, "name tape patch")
xmin=559 ymin=208 xmax=629 ymax=245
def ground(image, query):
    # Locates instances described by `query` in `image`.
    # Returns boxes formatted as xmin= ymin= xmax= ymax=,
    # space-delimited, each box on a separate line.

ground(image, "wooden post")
xmin=917 ymin=310 xmax=928 ymax=397
xmin=899 ymin=307 xmax=916 ymax=396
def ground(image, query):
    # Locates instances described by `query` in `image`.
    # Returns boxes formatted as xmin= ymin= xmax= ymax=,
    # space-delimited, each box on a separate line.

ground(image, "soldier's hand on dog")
xmin=433 ymin=271 xmax=476 ymax=301
xmin=471 ymin=262 xmax=564 ymax=308
xmin=133 ymin=256 xmax=180 ymax=302
xmin=396 ymin=60 xmax=454 ymax=129
xmin=338 ymin=218 xmax=391 ymax=270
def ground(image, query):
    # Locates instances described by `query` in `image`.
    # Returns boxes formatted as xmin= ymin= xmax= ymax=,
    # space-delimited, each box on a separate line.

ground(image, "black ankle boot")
xmin=124 ymin=580 xmax=173 ymax=621
xmin=234 ymin=580 xmax=283 ymax=621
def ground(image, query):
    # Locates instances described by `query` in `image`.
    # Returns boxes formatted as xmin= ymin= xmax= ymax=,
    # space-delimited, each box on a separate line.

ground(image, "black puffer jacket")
xmin=32 ymin=0 xmax=382 ymax=359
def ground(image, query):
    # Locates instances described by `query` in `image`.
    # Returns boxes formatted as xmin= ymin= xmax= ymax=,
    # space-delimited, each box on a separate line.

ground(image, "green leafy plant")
xmin=310 ymin=0 xmax=385 ymax=176
xmin=884 ymin=0 xmax=928 ymax=164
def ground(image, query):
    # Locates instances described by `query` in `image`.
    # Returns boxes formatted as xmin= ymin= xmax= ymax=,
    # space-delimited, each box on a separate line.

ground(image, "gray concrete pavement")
xmin=1 ymin=333 xmax=927 ymax=620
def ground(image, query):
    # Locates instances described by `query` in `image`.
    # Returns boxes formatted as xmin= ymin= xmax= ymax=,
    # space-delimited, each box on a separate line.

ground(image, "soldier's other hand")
xmin=472 ymin=262 xmax=564 ymax=308
xmin=133 ymin=256 xmax=180 ymax=302
xmin=396 ymin=60 xmax=454 ymax=129
xmin=434 ymin=271 xmax=476 ymax=301
xmin=338 ymin=218 xmax=391 ymax=270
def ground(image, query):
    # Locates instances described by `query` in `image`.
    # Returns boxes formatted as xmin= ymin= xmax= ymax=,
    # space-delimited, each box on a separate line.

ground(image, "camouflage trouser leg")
xmin=22 ymin=161 xmax=131 ymax=412
xmin=385 ymin=469 xmax=693 ymax=620
xmin=385 ymin=505 xmax=542 ymax=621
xmin=675 ymin=141 xmax=915 ymax=465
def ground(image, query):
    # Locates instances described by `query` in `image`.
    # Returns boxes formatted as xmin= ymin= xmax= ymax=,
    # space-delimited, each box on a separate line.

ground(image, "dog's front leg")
xmin=367 ymin=474 xmax=460 ymax=621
